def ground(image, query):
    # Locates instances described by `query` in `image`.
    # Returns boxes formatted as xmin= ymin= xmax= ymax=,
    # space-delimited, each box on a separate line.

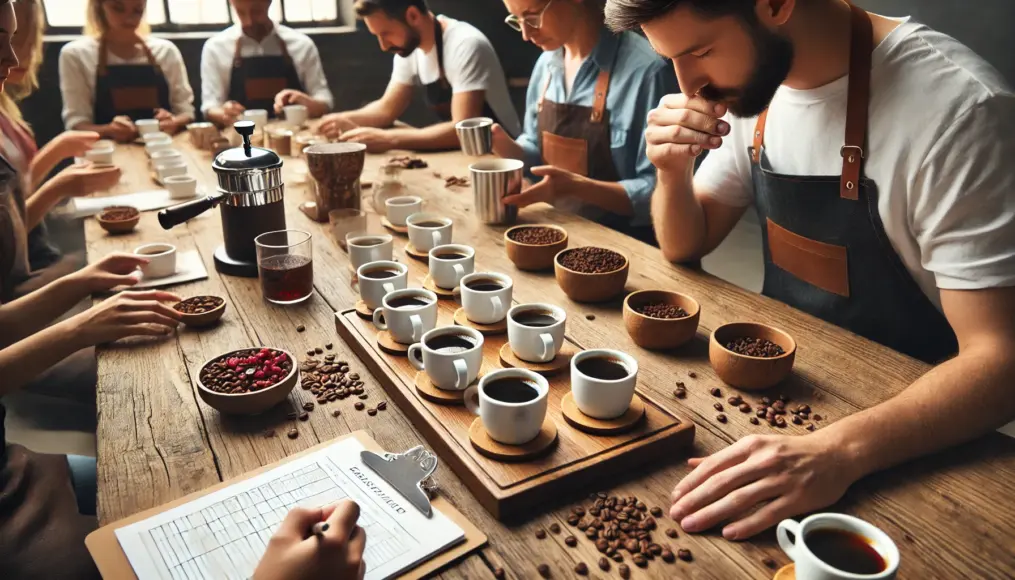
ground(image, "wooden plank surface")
xmin=85 ymin=133 xmax=1015 ymax=579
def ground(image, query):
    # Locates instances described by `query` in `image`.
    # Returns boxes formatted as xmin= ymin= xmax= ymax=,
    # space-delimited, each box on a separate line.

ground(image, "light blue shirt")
xmin=516 ymin=28 xmax=678 ymax=228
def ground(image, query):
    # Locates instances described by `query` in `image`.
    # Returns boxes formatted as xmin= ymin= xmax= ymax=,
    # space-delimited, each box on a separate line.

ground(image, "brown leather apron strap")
xmin=751 ymin=109 xmax=769 ymax=164
xmin=97 ymin=37 xmax=108 ymax=77
xmin=98 ymin=37 xmax=164 ymax=78
xmin=537 ymin=74 xmax=551 ymax=113
xmin=840 ymin=3 xmax=873 ymax=200
xmin=137 ymin=41 xmax=165 ymax=79
xmin=590 ymin=69 xmax=610 ymax=123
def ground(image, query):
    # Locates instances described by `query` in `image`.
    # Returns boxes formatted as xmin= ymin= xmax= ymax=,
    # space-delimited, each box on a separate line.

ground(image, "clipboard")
xmin=85 ymin=430 xmax=487 ymax=579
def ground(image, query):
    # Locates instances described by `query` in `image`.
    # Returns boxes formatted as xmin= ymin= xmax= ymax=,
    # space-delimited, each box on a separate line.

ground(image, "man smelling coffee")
xmin=605 ymin=0 xmax=1015 ymax=540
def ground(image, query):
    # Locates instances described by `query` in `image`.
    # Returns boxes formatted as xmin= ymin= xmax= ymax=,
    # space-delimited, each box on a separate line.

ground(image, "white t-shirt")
xmin=59 ymin=36 xmax=195 ymax=130
xmin=390 ymin=15 xmax=521 ymax=136
xmin=696 ymin=18 xmax=1015 ymax=309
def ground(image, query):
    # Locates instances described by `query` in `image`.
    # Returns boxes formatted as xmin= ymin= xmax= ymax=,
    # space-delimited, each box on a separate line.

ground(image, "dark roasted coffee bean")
xmin=662 ymin=549 xmax=676 ymax=563
xmin=574 ymin=562 xmax=588 ymax=575
xmin=678 ymin=548 xmax=692 ymax=561
xmin=349 ymin=373 xmax=360 ymax=380
xmin=354 ymin=402 xmax=365 ymax=410
xmin=756 ymin=408 xmax=767 ymax=417
xmin=299 ymin=412 xmax=309 ymax=421
xmin=367 ymin=408 xmax=377 ymax=416
xmin=633 ymin=554 xmax=647 ymax=567
xmin=315 ymin=347 xmax=323 ymax=354
xmin=688 ymin=371 xmax=697 ymax=378
xmin=263 ymin=429 xmax=274 ymax=438
xmin=717 ymin=413 xmax=727 ymax=423
xmin=358 ymin=393 xmax=369 ymax=400
xmin=537 ymin=563 xmax=550 ymax=578
xmin=775 ymin=415 xmax=787 ymax=428
xmin=565 ymin=535 xmax=577 ymax=547
xmin=618 ymin=563 xmax=630 ymax=579
xmin=613 ymin=553 xmax=624 ymax=563
xmin=739 ymin=403 xmax=752 ymax=413
xmin=598 ymin=557 xmax=610 ymax=571
xmin=596 ymin=538 xmax=608 ymax=552
xmin=296 ymin=325 xmax=305 ymax=332
xmin=750 ymin=417 xmax=760 ymax=425
xmin=577 ymin=520 xmax=589 ymax=531
xmin=567 ymin=515 xmax=580 ymax=526
xmin=666 ymin=528 xmax=678 ymax=538
xmin=713 ymin=402 xmax=723 ymax=411
xmin=625 ymin=539 xmax=639 ymax=553
xmin=303 ymin=401 xmax=314 ymax=411
xmin=813 ymin=414 xmax=822 ymax=421
xmin=763 ymin=557 xmax=778 ymax=569
xmin=673 ymin=387 xmax=686 ymax=399
xmin=586 ymin=314 xmax=595 ymax=321
xmin=585 ymin=528 xmax=598 ymax=540
xmin=535 ymin=528 xmax=546 ymax=539
xmin=650 ymin=506 xmax=663 ymax=517
xmin=325 ymin=343 xmax=333 ymax=350
xmin=493 ymin=567 xmax=505 ymax=580
xmin=710 ymin=387 xmax=721 ymax=397
xmin=306 ymin=350 xmax=315 ymax=357
xmin=727 ymin=395 xmax=741 ymax=405
xmin=807 ymin=424 xmax=817 ymax=431
xmin=316 ymin=397 xmax=328 ymax=405
xmin=331 ymin=409 xmax=341 ymax=417
xmin=792 ymin=415 xmax=803 ymax=425
xmin=287 ymin=428 xmax=298 ymax=439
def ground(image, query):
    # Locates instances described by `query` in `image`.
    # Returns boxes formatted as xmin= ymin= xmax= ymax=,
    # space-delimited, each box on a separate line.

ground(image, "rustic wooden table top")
xmin=85 ymin=134 xmax=1015 ymax=579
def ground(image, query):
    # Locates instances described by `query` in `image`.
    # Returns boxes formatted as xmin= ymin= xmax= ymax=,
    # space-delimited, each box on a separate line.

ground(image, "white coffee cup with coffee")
xmin=507 ymin=303 xmax=566 ymax=363
xmin=408 ymin=326 xmax=484 ymax=391
xmin=354 ymin=260 xmax=407 ymax=310
xmin=406 ymin=212 xmax=452 ymax=252
xmin=385 ymin=195 xmax=423 ymax=226
xmin=464 ymin=368 xmax=548 ymax=445
xmin=570 ymin=349 xmax=638 ymax=419
xmin=163 ymin=175 xmax=198 ymax=200
xmin=459 ymin=272 xmax=513 ymax=324
xmin=134 ymin=243 xmax=177 ymax=279
xmin=778 ymin=513 xmax=899 ymax=580
xmin=372 ymin=289 xmax=438 ymax=344
xmin=428 ymin=244 xmax=475 ymax=290
xmin=346 ymin=232 xmax=393 ymax=272
xmin=283 ymin=104 xmax=309 ymax=127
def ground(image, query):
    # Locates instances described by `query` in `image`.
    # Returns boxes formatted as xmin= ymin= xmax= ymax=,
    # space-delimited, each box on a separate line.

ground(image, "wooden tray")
xmin=335 ymin=307 xmax=695 ymax=520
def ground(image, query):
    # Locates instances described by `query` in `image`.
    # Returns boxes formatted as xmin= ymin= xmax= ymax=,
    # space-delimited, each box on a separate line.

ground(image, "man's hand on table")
xmin=503 ymin=165 xmax=582 ymax=208
xmin=69 ymin=252 xmax=148 ymax=294
xmin=66 ymin=290 xmax=182 ymax=347
xmin=154 ymin=108 xmax=185 ymax=134
xmin=273 ymin=89 xmax=313 ymax=115
xmin=220 ymin=100 xmax=247 ymax=126
xmin=49 ymin=130 xmax=102 ymax=161
xmin=254 ymin=501 xmax=366 ymax=580
xmin=338 ymin=127 xmax=396 ymax=153
xmin=104 ymin=115 xmax=139 ymax=143
xmin=318 ymin=113 xmax=358 ymax=140
xmin=670 ymin=431 xmax=858 ymax=540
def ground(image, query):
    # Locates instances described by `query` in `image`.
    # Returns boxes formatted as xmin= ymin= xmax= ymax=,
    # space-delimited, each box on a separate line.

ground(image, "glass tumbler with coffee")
xmin=255 ymin=229 xmax=314 ymax=305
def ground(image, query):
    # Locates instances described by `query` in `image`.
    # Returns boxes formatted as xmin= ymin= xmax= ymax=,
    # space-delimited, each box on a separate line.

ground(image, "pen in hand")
xmin=311 ymin=522 xmax=330 ymax=538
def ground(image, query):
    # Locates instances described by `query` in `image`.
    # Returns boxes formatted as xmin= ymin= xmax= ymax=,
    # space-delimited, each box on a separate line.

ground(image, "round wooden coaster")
xmin=405 ymin=243 xmax=429 ymax=261
xmin=498 ymin=343 xmax=574 ymax=376
xmin=381 ymin=216 xmax=409 ymax=235
xmin=354 ymin=300 xmax=374 ymax=320
xmin=454 ymin=308 xmax=507 ymax=335
xmin=414 ymin=371 xmax=468 ymax=405
xmin=774 ymin=564 xmax=795 ymax=580
xmin=469 ymin=416 xmax=558 ymax=462
xmin=377 ymin=330 xmax=410 ymax=356
xmin=560 ymin=392 xmax=646 ymax=435
xmin=422 ymin=274 xmax=457 ymax=299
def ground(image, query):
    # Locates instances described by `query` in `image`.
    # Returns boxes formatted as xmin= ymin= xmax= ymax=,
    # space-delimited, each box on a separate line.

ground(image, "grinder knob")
xmin=234 ymin=120 xmax=255 ymax=157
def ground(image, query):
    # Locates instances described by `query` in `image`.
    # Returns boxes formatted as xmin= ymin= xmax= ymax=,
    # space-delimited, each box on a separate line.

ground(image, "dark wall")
xmin=22 ymin=0 xmax=541 ymax=145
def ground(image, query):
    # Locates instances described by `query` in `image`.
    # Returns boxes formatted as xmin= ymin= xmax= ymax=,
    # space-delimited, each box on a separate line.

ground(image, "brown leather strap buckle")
xmin=840 ymin=145 xmax=864 ymax=163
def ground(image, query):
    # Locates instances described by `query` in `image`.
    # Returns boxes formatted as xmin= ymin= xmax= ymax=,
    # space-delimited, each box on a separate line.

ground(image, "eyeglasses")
xmin=504 ymin=0 xmax=555 ymax=32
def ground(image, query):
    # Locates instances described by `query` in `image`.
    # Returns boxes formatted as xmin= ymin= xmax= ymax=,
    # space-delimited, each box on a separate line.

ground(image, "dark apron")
xmin=228 ymin=34 xmax=304 ymax=117
xmin=93 ymin=38 xmax=171 ymax=124
xmin=423 ymin=17 xmax=501 ymax=126
xmin=750 ymin=4 xmax=956 ymax=363
xmin=536 ymin=36 xmax=656 ymax=245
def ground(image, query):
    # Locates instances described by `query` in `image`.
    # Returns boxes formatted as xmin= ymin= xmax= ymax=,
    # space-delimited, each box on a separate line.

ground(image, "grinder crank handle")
xmin=158 ymin=193 xmax=224 ymax=230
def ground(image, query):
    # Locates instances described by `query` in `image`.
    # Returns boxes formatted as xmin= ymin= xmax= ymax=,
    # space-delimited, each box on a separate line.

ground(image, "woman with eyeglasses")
xmin=58 ymin=0 xmax=195 ymax=142
xmin=492 ymin=0 xmax=677 ymax=244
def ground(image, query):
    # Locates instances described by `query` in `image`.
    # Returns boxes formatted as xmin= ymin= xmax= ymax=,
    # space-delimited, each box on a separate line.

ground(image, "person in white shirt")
xmin=606 ymin=0 xmax=1015 ymax=541
xmin=58 ymin=0 xmax=195 ymax=142
xmin=201 ymin=0 xmax=333 ymax=128
xmin=318 ymin=0 xmax=521 ymax=153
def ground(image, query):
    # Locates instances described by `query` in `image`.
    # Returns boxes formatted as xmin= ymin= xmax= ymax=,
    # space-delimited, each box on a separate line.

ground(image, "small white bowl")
xmin=163 ymin=175 xmax=198 ymax=200
xmin=136 ymin=119 xmax=161 ymax=135
xmin=134 ymin=243 xmax=177 ymax=279
xmin=156 ymin=160 xmax=188 ymax=182
xmin=145 ymin=138 xmax=173 ymax=157
xmin=142 ymin=131 xmax=170 ymax=144
xmin=85 ymin=147 xmax=114 ymax=165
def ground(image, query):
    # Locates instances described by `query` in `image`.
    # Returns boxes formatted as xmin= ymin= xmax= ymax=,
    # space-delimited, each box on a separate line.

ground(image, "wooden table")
xmin=86 ymin=134 xmax=1015 ymax=579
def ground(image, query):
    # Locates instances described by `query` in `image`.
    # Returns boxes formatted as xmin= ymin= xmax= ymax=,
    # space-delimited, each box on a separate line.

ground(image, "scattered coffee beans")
xmin=763 ymin=557 xmax=778 ymax=569
xmin=354 ymin=402 xmax=365 ymax=411
xmin=618 ymin=564 xmax=631 ymax=579
xmin=585 ymin=314 xmax=595 ymax=321
xmin=725 ymin=337 xmax=785 ymax=357
xmin=507 ymin=226 xmax=565 ymax=245
xmin=535 ymin=528 xmax=546 ymax=539
xmin=678 ymin=548 xmax=692 ymax=562
xmin=299 ymin=412 xmax=309 ymax=421
xmin=739 ymin=403 xmax=752 ymax=413
xmin=665 ymin=528 xmax=678 ymax=538
xmin=377 ymin=401 xmax=387 ymax=411
xmin=574 ymin=562 xmax=588 ymax=575
xmin=549 ymin=522 xmax=561 ymax=534
xmin=332 ymin=409 xmax=341 ymax=417
xmin=367 ymin=408 xmax=377 ymax=416
xmin=750 ymin=417 xmax=760 ymax=425
xmin=325 ymin=343 xmax=333 ymax=350
xmin=200 ymin=348 xmax=292 ymax=394
xmin=598 ymin=557 xmax=610 ymax=571
xmin=710 ymin=387 xmax=722 ymax=397
xmin=557 ymin=247 xmax=626 ymax=274
xmin=688 ymin=371 xmax=697 ymax=378
xmin=650 ymin=506 xmax=663 ymax=517
xmin=536 ymin=563 xmax=550 ymax=578
xmin=444 ymin=175 xmax=469 ymax=188
xmin=388 ymin=156 xmax=428 ymax=169
xmin=807 ymin=424 xmax=817 ymax=431
xmin=716 ymin=413 xmax=727 ymax=423
xmin=303 ymin=402 xmax=315 ymax=411
xmin=174 ymin=295 xmax=224 ymax=315
xmin=287 ymin=428 xmax=298 ymax=439
xmin=813 ymin=414 xmax=822 ymax=421
xmin=633 ymin=554 xmax=647 ymax=567
xmin=493 ymin=567 xmax=505 ymax=580
xmin=713 ymin=403 xmax=723 ymax=412
xmin=565 ymin=535 xmax=578 ymax=547
xmin=661 ymin=549 xmax=676 ymax=563
xmin=632 ymin=301 xmax=689 ymax=319
xmin=673 ymin=386 xmax=686 ymax=399
xmin=263 ymin=429 xmax=274 ymax=438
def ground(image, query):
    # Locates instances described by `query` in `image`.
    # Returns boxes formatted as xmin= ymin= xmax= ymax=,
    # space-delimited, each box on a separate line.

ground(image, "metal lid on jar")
xmin=212 ymin=121 xmax=284 ymax=201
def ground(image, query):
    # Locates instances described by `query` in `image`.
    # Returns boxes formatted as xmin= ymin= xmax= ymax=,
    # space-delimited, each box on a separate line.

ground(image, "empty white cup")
xmin=283 ymin=104 xmax=309 ymax=127
xmin=134 ymin=243 xmax=177 ymax=279
xmin=85 ymin=144 xmax=114 ymax=165
xmin=136 ymin=119 xmax=160 ymax=135
xmin=156 ymin=160 xmax=188 ymax=182
xmin=148 ymin=148 xmax=182 ymax=170
xmin=163 ymin=175 xmax=198 ymax=200
xmin=142 ymin=131 xmax=170 ymax=144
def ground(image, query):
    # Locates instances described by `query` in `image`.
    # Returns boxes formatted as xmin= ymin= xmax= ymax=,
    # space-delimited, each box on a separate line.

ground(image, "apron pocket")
xmin=111 ymin=87 xmax=159 ymax=113
xmin=541 ymin=131 xmax=588 ymax=177
xmin=767 ymin=218 xmax=850 ymax=297
xmin=245 ymin=77 xmax=289 ymax=102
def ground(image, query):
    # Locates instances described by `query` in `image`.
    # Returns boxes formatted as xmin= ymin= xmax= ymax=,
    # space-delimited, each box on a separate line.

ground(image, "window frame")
xmin=41 ymin=0 xmax=345 ymax=36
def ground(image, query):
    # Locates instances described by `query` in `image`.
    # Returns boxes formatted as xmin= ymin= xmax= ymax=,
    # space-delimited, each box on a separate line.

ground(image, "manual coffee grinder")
xmin=158 ymin=121 xmax=286 ymax=277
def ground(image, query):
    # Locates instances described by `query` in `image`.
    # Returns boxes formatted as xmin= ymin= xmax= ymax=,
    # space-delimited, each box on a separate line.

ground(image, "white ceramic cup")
xmin=142 ymin=131 xmax=170 ymax=144
xmin=354 ymin=260 xmax=408 ymax=310
xmin=135 ymin=119 xmax=160 ymax=135
xmin=464 ymin=368 xmax=548 ymax=445
xmin=570 ymin=348 xmax=638 ymax=419
xmin=145 ymin=137 xmax=173 ymax=156
xmin=406 ymin=212 xmax=452 ymax=253
xmin=385 ymin=195 xmax=423 ymax=226
xmin=283 ymin=104 xmax=309 ymax=127
xmin=134 ymin=243 xmax=177 ymax=279
xmin=459 ymin=271 xmax=513 ymax=325
xmin=242 ymin=109 xmax=269 ymax=127
xmin=85 ymin=144 xmax=114 ymax=165
xmin=778 ymin=513 xmax=900 ymax=580
xmin=163 ymin=175 xmax=198 ymax=200
xmin=408 ymin=326 xmax=484 ymax=391
xmin=156 ymin=160 xmax=188 ymax=182
xmin=346 ymin=232 xmax=394 ymax=272
xmin=372 ymin=289 xmax=439 ymax=344
xmin=148 ymin=148 xmax=182 ymax=169
xmin=428 ymin=244 xmax=475 ymax=290
xmin=507 ymin=303 xmax=567 ymax=363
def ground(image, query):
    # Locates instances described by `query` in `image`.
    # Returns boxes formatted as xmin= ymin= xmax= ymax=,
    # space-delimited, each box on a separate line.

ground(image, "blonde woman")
xmin=58 ymin=0 xmax=194 ymax=142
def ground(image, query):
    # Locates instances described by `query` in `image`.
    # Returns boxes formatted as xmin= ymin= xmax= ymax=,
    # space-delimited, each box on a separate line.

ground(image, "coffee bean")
xmin=586 ymin=314 xmax=596 ymax=321
xmin=367 ymin=408 xmax=377 ymax=416
xmin=813 ymin=414 xmax=822 ymax=421
xmin=537 ymin=563 xmax=550 ymax=578
xmin=756 ymin=408 xmax=767 ymax=417
xmin=325 ymin=343 xmax=333 ymax=350
xmin=688 ymin=371 xmax=697 ymax=378
xmin=316 ymin=397 xmax=327 ymax=404
xmin=313 ymin=347 xmax=322 ymax=355
xmin=377 ymin=401 xmax=387 ymax=411
xmin=650 ymin=506 xmax=663 ymax=517
xmin=263 ymin=429 xmax=274 ymax=438
xmin=558 ymin=247 xmax=626 ymax=274
xmin=618 ymin=563 xmax=630 ymax=579
xmin=673 ymin=387 xmax=686 ymax=399
xmin=727 ymin=395 xmax=741 ymax=405
xmin=716 ymin=413 xmax=727 ymax=423
xmin=750 ymin=417 xmax=760 ymax=425
xmin=354 ymin=402 xmax=365 ymax=410
xmin=612 ymin=553 xmax=624 ymax=563
xmin=792 ymin=415 xmax=802 ymax=425
xmin=773 ymin=400 xmax=785 ymax=411
xmin=595 ymin=538 xmax=608 ymax=552
xmin=493 ymin=567 xmax=505 ymax=579
xmin=725 ymin=336 xmax=785 ymax=357
xmin=625 ymin=539 xmax=639 ymax=552
xmin=325 ymin=354 xmax=336 ymax=362
xmin=775 ymin=415 xmax=787 ymax=428
xmin=349 ymin=373 xmax=360 ymax=380
xmin=567 ymin=515 xmax=579 ymax=526
xmin=299 ymin=412 xmax=309 ymax=421
xmin=585 ymin=528 xmax=598 ymax=540
xmin=633 ymin=554 xmax=647 ymax=567
xmin=565 ymin=535 xmax=577 ymax=547
xmin=678 ymin=548 xmax=692 ymax=561
xmin=574 ymin=562 xmax=588 ymax=575
xmin=666 ymin=528 xmax=678 ymax=538
xmin=535 ymin=528 xmax=546 ymax=539
xmin=577 ymin=520 xmax=589 ymax=531
xmin=807 ymin=424 xmax=816 ymax=431
xmin=763 ymin=557 xmax=778 ymax=569
xmin=287 ymin=428 xmax=298 ymax=439
xmin=306 ymin=350 xmax=315 ymax=357
xmin=598 ymin=557 xmax=610 ymax=571
xmin=633 ymin=302 xmax=689 ymax=319
xmin=296 ymin=325 xmax=305 ymax=332
xmin=303 ymin=402 xmax=314 ymax=411
xmin=713 ymin=402 xmax=723 ymax=412
xmin=761 ymin=396 xmax=772 ymax=405
xmin=710 ymin=387 xmax=722 ymax=397
xmin=331 ymin=409 xmax=341 ymax=417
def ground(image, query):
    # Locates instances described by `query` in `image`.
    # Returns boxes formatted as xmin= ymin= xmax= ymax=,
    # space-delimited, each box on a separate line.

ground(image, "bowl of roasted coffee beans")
xmin=197 ymin=347 xmax=298 ymax=414
xmin=709 ymin=322 xmax=796 ymax=390
xmin=504 ymin=224 xmax=568 ymax=271
xmin=173 ymin=295 xmax=227 ymax=328
xmin=554 ymin=246 xmax=629 ymax=303
xmin=623 ymin=290 xmax=700 ymax=350
xmin=96 ymin=205 xmax=140 ymax=234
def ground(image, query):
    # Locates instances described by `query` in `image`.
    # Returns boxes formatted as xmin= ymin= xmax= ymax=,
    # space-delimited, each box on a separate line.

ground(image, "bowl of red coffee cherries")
xmin=197 ymin=347 xmax=297 ymax=414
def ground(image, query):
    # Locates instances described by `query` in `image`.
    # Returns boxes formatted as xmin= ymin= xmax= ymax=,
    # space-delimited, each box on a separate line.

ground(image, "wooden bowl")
xmin=97 ymin=206 xmax=140 ymax=234
xmin=709 ymin=322 xmax=796 ymax=390
xmin=197 ymin=348 xmax=298 ymax=415
xmin=554 ymin=247 xmax=629 ymax=303
xmin=504 ymin=224 xmax=568 ymax=271
xmin=623 ymin=290 xmax=700 ymax=350
xmin=173 ymin=296 xmax=227 ymax=328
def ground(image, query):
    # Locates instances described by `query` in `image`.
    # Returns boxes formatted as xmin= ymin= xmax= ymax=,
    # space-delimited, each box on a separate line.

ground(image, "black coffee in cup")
xmin=388 ymin=295 xmax=431 ymax=308
xmin=576 ymin=357 xmax=629 ymax=380
xmin=426 ymin=333 xmax=476 ymax=354
xmin=363 ymin=268 xmax=399 ymax=279
xmin=805 ymin=529 xmax=886 ymax=575
xmin=512 ymin=310 xmax=558 ymax=327
xmin=484 ymin=378 xmax=539 ymax=403
xmin=415 ymin=221 xmax=446 ymax=228
xmin=435 ymin=251 xmax=469 ymax=260
xmin=465 ymin=278 xmax=504 ymax=292
xmin=350 ymin=236 xmax=386 ymax=247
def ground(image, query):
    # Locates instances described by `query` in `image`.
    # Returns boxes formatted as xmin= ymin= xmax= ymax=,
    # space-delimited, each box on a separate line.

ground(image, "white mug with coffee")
xmin=385 ymin=195 xmax=424 ymax=226
xmin=346 ymin=232 xmax=393 ymax=271
xmin=134 ymin=243 xmax=177 ymax=279
xmin=406 ymin=213 xmax=452 ymax=252
xmin=354 ymin=260 xmax=408 ymax=310
xmin=570 ymin=349 xmax=638 ymax=419
xmin=507 ymin=303 xmax=566 ymax=363
xmin=428 ymin=244 xmax=475 ymax=290
xmin=459 ymin=272 xmax=513 ymax=324
xmin=464 ymin=368 xmax=548 ymax=445
xmin=372 ymin=289 xmax=438 ymax=344
xmin=408 ymin=326 xmax=484 ymax=390
xmin=778 ymin=513 xmax=899 ymax=580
